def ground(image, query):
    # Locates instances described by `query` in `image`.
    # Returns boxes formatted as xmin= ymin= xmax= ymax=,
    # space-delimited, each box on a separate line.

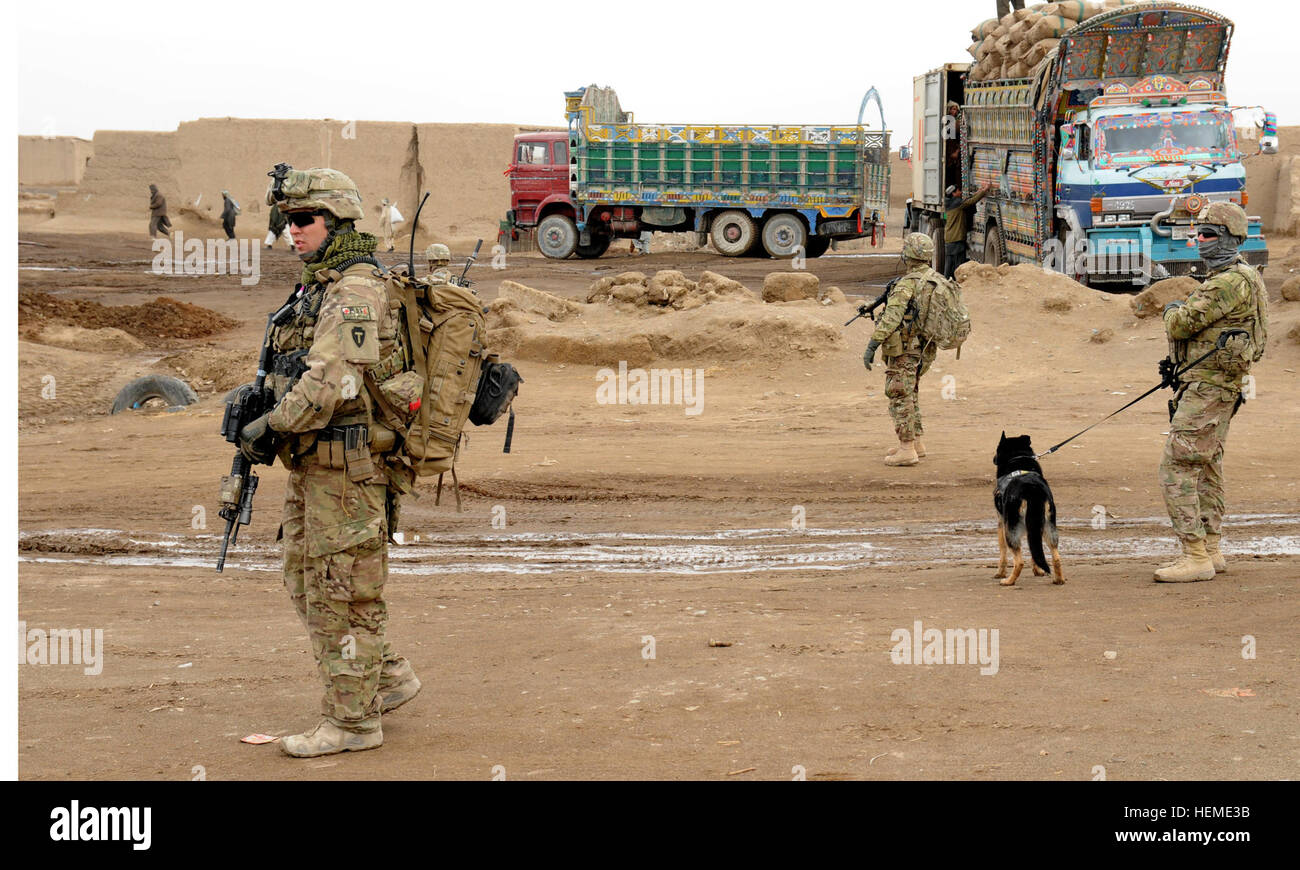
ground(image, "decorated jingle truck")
xmin=505 ymin=86 xmax=890 ymax=259
xmin=910 ymin=2 xmax=1268 ymax=287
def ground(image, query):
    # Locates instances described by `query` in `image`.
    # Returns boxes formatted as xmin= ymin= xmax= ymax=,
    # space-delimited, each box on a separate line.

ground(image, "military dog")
xmin=993 ymin=432 xmax=1065 ymax=586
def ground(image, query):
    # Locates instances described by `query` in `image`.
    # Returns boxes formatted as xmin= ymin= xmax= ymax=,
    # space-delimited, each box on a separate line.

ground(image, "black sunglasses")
xmin=285 ymin=210 xmax=323 ymax=228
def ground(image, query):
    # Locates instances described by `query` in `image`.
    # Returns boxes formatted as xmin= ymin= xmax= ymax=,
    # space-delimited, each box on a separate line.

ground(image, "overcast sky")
xmin=16 ymin=0 xmax=1293 ymax=142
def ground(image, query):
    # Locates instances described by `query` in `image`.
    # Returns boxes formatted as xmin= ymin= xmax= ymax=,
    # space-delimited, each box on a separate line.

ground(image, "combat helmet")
xmin=425 ymin=243 xmax=450 ymax=265
xmin=1196 ymin=201 xmax=1248 ymax=239
xmin=266 ymin=166 xmax=364 ymax=221
xmin=902 ymin=232 xmax=935 ymax=263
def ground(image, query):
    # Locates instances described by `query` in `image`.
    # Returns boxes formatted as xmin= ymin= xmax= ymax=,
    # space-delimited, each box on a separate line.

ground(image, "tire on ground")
xmin=984 ymin=224 xmax=1005 ymax=266
xmin=710 ymin=210 xmax=757 ymax=256
xmin=762 ymin=213 xmax=808 ymax=259
xmin=804 ymin=237 xmax=831 ymax=258
xmin=111 ymin=375 xmax=199 ymax=414
xmin=538 ymin=214 xmax=578 ymax=259
xmin=576 ymin=234 xmax=611 ymax=259
xmin=929 ymin=223 xmax=945 ymax=272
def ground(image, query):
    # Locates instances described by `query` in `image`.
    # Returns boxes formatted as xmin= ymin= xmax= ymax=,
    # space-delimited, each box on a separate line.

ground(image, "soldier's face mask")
xmin=1196 ymin=224 xmax=1239 ymax=271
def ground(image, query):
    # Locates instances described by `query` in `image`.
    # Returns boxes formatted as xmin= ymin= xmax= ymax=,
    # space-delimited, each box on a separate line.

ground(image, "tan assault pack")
xmin=371 ymin=266 xmax=487 ymax=476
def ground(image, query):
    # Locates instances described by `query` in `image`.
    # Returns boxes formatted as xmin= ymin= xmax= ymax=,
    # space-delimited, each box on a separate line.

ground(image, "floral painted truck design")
xmin=505 ymin=86 xmax=890 ymax=259
xmin=909 ymin=3 xmax=1269 ymax=287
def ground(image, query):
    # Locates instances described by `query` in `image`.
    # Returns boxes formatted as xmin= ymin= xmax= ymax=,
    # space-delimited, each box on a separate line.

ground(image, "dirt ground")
xmin=17 ymin=230 xmax=1300 ymax=780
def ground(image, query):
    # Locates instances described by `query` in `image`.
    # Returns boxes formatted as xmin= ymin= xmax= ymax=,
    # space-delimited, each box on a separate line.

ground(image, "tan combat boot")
xmin=884 ymin=441 xmax=920 ymax=467
xmin=1203 ymin=534 xmax=1228 ymax=574
xmin=887 ymin=440 xmax=926 ymax=458
xmin=280 ymin=721 xmax=383 ymax=758
xmin=1153 ymin=539 xmax=1216 ymax=583
xmin=379 ymin=660 xmax=422 ymax=714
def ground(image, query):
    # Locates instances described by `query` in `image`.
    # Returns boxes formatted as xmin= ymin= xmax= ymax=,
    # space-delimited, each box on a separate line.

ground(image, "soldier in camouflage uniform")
xmin=238 ymin=168 xmax=420 ymax=756
xmin=425 ymin=243 xmax=452 ymax=285
xmin=1155 ymin=202 xmax=1268 ymax=582
xmin=863 ymin=232 xmax=942 ymax=467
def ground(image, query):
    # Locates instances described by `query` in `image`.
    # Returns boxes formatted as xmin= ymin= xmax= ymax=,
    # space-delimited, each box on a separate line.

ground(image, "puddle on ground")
xmin=18 ymin=515 xmax=1300 ymax=577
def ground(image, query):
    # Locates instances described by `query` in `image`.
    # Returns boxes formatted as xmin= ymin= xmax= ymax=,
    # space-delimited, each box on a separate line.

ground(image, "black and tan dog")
xmin=993 ymin=432 xmax=1065 ymax=586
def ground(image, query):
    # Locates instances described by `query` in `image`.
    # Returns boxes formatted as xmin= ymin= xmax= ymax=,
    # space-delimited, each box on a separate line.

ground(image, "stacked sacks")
xmin=967 ymin=1 xmax=1150 ymax=82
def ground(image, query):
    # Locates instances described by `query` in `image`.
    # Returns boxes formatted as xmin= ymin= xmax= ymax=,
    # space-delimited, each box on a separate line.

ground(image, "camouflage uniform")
xmin=246 ymin=167 xmax=419 ymax=754
xmin=1159 ymin=257 xmax=1268 ymax=543
xmin=873 ymin=261 xmax=941 ymax=442
xmin=268 ymin=263 xmax=413 ymax=734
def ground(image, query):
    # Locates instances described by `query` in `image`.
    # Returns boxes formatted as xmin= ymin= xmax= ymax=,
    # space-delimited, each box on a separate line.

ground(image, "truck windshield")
xmin=1095 ymin=111 xmax=1235 ymax=166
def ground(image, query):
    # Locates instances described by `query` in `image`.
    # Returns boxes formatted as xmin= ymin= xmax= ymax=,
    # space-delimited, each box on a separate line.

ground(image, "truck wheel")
xmin=710 ymin=210 xmax=757 ymax=256
xmin=762 ymin=214 xmax=807 ymax=259
xmin=111 ymin=374 xmax=198 ymax=414
xmin=538 ymin=214 xmax=578 ymax=259
xmin=929 ymin=225 xmax=944 ymax=272
xmin=983 ymin=225 xmax=1005 ymax=266
xmin=576 ymin=234 xmax=611 ymax=259
xmin=804 ymin=237 xmax=831 ymax=258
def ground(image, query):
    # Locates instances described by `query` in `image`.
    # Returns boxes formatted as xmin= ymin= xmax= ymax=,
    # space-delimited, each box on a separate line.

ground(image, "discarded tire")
xmin=110 ymin=375 xmax=199 ymax=414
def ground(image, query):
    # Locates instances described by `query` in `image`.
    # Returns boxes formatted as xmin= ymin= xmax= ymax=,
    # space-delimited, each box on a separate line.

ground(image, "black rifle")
xmin=844 ymin=275 xmax=903 ymax=327
xmin=1035 ymin=328 xmax=1249 ymax=459
xmin=453 ymin=239 xmax=483 ymax=288
xmin=215 ymin=289 xmax=301 ymax=572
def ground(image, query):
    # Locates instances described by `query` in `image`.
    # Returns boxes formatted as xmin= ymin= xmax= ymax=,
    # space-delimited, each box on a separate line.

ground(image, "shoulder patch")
xmin=340 ymin=305 xmax=374 ymax=321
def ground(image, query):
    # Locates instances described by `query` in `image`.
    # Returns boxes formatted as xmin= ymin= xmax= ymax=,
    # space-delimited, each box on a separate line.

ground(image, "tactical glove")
xmin=239 ymin=413 xmax=277 ymax=465
xmin=863 ymin=339 xmax=881 ymax=371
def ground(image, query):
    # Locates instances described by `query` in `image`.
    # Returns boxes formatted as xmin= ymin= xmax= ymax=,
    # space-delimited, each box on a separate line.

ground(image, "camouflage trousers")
xmin=1159 ymin=380 xmax=1238 ymax=542
xmin=883 ymin=344 xmax=937 ymax=441
xmin=281 ymin=461 xmax=409 ymax=733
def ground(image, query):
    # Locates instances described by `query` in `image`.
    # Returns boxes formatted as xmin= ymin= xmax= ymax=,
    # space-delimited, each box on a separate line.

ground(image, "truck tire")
xmin=983 ymin=225 xmax=1005 ymax=266
xmin=710 ymin=210 xmax=757 ymax=257
xmin=804 ymin=237 xmax=831 ymax=258
xmin=538 ymin=214 xmax=578 ymax=259
xmin=762 ymin=214 xmax=807 ymax=259
xmin=576 ymin=234 xmax=611 ymax=259
xmin=111 ymin=374 xmax=198 ymax=414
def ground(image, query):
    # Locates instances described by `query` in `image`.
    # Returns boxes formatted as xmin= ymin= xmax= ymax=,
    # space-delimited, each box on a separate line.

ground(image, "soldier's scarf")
xmin=1197 ymin=229 xmax=1240 ymax=273
xmin=300 ymin=230 xmax=379 ymax=285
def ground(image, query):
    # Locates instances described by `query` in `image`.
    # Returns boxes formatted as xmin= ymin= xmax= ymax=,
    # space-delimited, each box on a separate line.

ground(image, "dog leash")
xmin=1036 ymin=329 xmax=1248 ymax=459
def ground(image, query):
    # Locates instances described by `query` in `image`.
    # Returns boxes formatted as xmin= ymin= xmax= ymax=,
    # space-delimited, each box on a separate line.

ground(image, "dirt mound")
xmin=1289 ymin=323 xmax=1300 ymax=345
xmin=1132 ymin=277 xmax=1198 ymax=318
xmin=498 ymin=280 xmax=582 ymax=321
xmin=762 ymin=272 xmax=820 ymax=302
xmin=488 ymin=284 xmax=840 ymax=366
xmin=1280 ymin=276 xmax=1300 ymax=302
xmin=586 ymin=269 xmax=758 ymax=311
xmin=19 ymin=291 xmax=238 ymax=343
xmin=157 ymin=346 xmax=254 ymax=394
xmin=955 ymin=263 xmax=1111 ymax=309
xmin=34 ymin=324 xmax=145 ymax=354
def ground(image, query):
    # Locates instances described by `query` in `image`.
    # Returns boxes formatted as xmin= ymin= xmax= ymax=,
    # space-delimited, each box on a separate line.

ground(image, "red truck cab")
xmin=506 ymin=132 xmax=571 ymax=233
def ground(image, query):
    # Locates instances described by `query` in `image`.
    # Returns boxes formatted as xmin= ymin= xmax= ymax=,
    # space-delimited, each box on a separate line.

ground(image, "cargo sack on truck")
xmin=914 ymin=275 xmax=972 ymax=355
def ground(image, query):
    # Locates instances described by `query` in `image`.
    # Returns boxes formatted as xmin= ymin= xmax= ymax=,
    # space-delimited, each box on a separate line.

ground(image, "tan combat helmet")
xmin=1196 ymin=201 xmax=1249 ymax=239
xmin=425 ymin=243 xmax=450 ymax=267
xmin=266 ymin=167 xmax=364 ymax=221
xmin=902 ymin=232 xmax=935 ymax=263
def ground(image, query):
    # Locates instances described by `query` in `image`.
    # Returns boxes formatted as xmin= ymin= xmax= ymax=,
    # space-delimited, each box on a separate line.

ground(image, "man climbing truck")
xmin=505 ymin=86 xmax=890 ymax=259
xmin=909 ymin=3 xmax=1269 ymax=287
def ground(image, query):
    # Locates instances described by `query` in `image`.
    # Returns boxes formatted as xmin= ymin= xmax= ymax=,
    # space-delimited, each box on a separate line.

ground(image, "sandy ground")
xmin=17 ymin=230 xmax=1300 ymax=780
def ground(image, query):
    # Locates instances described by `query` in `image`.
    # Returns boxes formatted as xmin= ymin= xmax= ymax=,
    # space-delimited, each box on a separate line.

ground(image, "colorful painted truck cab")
xmin=505 ymin=86 xmax=890 ymax=259
xmin=910 ymin=3 xmax=1268 ymax=287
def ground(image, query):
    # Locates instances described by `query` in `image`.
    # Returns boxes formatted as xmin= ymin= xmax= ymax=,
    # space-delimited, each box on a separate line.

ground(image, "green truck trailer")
xmin=505 ymin=86 xmax=891 ymax=259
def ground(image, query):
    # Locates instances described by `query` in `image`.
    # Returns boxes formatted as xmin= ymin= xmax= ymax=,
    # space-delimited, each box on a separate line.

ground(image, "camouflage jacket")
xmin=1165 ymin=258 xmax=1268 ymax=392
xmin=872 ymin=264 xmax=942 ymax=356
xmin=267 ymin=262 xmax=404 ymax=459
